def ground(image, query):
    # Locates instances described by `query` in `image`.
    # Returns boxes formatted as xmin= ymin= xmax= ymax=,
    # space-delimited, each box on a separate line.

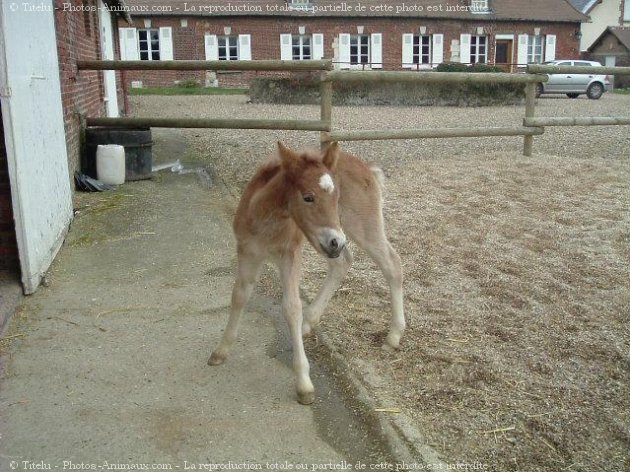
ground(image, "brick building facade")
xmin=55 ymin=0 xmax=128 ymax=178
xmin=118 ymin=0 xmax=586 ymax=88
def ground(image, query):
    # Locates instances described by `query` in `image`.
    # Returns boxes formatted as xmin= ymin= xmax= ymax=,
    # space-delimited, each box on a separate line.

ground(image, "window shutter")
xmin=119 ymin=27 xmax=139 ymax=61
xmin=459 ymin=34 xmax=471 ymax=64
xmin=545 ymin=34 xmax=556 ymax=62
xmin=312 ymin=33 xmax=324 ymax=60
xmin=238 ymin=34 xmax=252 ymax=60
xmin=159 ymin=27 xmax=173 ymax=60
xmin=338 ymin=33 xmax=351 ymax=69
xmin=280 ymin=34 xmax=292 ymax=60
xmin=517 ymin=34 xmax=529 ymax=66
xmin=432 ymin=34 xmax=444 ymax=67
xmin=402 ymin=33 xmax=414 ymax=69
xmin=205 ymin=34 xmax=218 ymax=61
xmin=371 ymin=33 xmax=383 ymax=68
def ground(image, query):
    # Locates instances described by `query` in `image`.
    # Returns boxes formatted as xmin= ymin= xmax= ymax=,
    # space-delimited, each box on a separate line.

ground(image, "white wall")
xmin=581 ymin=0 xmax=623 ymax=51
xmin=0 ymin=1 xmax=73 ymax=293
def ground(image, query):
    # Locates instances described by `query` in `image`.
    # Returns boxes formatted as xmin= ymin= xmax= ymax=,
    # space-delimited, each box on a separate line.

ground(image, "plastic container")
xmin=84 ymin=127 xmax=153 ymax=181
xmin=96 ymin=144 xmax=125 ymax=185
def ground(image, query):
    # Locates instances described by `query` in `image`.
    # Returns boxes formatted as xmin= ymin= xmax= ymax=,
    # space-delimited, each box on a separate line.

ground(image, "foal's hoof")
xmin=302 ymin=322 xmax=313 ymax=338
xmin=382 ymin=333 xmax=401 ymax=351
xmin=207 ymin=352 xmax=226 ymax=366
xmin=297 ymin=391 xmax=315 ymax=405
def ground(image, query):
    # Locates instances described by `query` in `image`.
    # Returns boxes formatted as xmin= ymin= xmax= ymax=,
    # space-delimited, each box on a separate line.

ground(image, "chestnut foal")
xmin=208 ymin=142 xmax=405 ymax=405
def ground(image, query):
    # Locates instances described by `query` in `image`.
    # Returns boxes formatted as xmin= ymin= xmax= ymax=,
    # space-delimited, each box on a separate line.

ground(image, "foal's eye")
xmin=303 ymin=194 xmax=315 ymax=203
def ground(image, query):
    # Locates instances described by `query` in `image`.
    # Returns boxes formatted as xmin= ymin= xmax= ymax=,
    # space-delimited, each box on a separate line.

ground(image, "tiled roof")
xmin=588 ymin=26 xmax=630 ymax=51
xmin=567 ymin=0 xmax=595 ymax=13
xmin=123 ymin=0 xmax=587 ymax=22
xmin=609 ymin=27 xmax=630 ymax=50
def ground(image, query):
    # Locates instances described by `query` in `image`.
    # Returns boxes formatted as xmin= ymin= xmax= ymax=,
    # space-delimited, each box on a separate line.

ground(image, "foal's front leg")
xmin=303 ymin=245 xmax=353 ymax=336
xmin=279 ymin=250 xmax=315 ymax=405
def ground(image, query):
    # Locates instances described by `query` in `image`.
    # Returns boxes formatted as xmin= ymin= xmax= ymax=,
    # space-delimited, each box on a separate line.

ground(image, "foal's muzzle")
xmin=319 ymin=230 xmax=346 ymax=258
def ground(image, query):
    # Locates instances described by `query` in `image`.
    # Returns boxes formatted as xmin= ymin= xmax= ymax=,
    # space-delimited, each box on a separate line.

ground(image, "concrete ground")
xmin=0 ymin=131 xmax=398 ymax=470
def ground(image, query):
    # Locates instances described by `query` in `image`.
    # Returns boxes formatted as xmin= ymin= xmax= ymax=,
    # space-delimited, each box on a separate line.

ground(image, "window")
xmin=412 ymin=35 xmax=432 ymax=65
xmin=350 ymin=35 xmax=370 ymax=65
xmin=218 ymin=36 xmax=238 ymax=60
xmin=292 ymin=35 xmax=312 ymax=60
xmin=471 ymin=0 xmax=490 ymax=13
xmin=470 ymin=35 xmax=487 ymax=63
xmin=139 ymin=29 xmax=160 ymax=60
xmin=288 ymin=0 xmax=312 ymax=11
xmin=527 ymin=35 xmax=544 ymax=64
xmin=624 ymin=0 xmax=630 ymax=21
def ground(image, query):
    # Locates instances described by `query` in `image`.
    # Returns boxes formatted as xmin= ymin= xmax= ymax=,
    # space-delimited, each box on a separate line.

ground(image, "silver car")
xmin=536 ymin=60 xmax=611 ymax=99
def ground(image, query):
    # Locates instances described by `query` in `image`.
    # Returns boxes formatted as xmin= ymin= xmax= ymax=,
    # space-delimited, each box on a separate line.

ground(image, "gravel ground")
xmin=131 ymin=94 xmax=629 ymax=471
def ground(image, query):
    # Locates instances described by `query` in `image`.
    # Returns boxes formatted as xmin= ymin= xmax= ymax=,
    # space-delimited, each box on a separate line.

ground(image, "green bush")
xmin=177 ymin=79 xmax=201 ymax=88
xmin=436 ymin=62 xmax=504 ymax=73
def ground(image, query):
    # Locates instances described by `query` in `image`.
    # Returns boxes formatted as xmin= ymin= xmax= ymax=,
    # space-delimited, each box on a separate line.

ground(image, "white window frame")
xmin=218 ymin=35 xmax=238 ymax=61
xmin=292 ymin=34 xmax=312 ymax=60
xmin=138 ymin=28 xmax=160 ymax=61
xmin=412 ymin=35 xmax=432 ymax=65
xmin=288 ymin=0 xmax=313 ymax=11
xmin=470 ymin=35 xmax=487 ymax=63
xmin=471 ymin=0 xmax=490 ymax=13
xmin=527 ymin=35 xmax=544 ymax=64
xmin=350 ymin=34 xmax=370 ymax=66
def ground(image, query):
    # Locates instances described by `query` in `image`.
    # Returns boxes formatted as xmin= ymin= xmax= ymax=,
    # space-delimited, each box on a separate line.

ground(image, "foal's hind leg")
xmin=208 ymin=251 xmax=262 ymax=365
xmin=346 ymin=219 xmax=405 ymax=350
xmin=303 ymin=245 xmax=353 ymax=337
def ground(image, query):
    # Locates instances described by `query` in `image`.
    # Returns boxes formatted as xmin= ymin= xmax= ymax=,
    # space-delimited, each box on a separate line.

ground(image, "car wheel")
xmin=567 ymin=93 xmax=579 ymax=99
xmin=535 ymin=83 xmax=543 ymax=98
xmin=586 ymin=83 xmax=604 ymax=100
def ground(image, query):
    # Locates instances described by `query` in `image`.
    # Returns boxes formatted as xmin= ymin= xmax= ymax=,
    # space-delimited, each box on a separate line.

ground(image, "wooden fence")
xmin=77 ymin=60 xmax=630 ymax=157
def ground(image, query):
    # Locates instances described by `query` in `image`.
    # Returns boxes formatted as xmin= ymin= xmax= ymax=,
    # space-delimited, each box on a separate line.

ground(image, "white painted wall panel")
xmin=0 ymin=1 xmax=73 ymax=293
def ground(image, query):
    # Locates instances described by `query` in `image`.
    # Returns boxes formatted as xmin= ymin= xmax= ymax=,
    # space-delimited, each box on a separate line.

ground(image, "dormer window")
xmin=288 ymin=0 xmax=313 ymax=11
xmin=470 ymin=0 xmax=490 ymax=14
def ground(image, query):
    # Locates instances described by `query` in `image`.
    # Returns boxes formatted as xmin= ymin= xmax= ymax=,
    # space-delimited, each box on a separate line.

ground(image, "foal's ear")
xmin=278 ymin=141 xmax=299 ymax=172
xmin=322 ymin=142 xmax=339 ymax=171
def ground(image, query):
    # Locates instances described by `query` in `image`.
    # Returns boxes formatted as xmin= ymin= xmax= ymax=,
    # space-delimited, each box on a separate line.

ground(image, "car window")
xmin=574 ymin=61 xmax=592 ymax=67
xmin=557 ymin=61 xmax=571 ymax=66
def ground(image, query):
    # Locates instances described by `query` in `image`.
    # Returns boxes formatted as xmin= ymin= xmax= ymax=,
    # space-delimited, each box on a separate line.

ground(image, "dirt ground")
xmin=131 ymin=93 xmax=630 ymax=471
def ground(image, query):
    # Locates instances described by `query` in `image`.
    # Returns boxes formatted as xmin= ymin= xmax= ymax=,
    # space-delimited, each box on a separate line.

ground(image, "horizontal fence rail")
xmin=86 ymin=117 xmax=331 ymax=131
xmin=327 ymin=126 xmax=544 ymax=142
xmin=324 ymin=70 xmax=548 ymax=84
xmin=524 ymin=117 xmax=630 ymax=127
xmin=527 ymin=64 xmax=630 ymax=76
xmin=76 ymin=60 xmax=630 ymax=157
xmin=77 ymin=59 xmax=333 ymax=72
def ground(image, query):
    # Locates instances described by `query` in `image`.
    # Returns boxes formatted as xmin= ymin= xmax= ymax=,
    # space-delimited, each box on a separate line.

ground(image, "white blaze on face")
xmin=319 ymin=173 xmax=335 ymax=194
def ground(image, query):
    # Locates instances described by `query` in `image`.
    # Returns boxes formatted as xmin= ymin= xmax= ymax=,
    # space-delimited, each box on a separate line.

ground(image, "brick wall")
xmin=119 ymin=16 xmax=582 ymax=88
xmin=55 ymin=0 xmax=127 ymax=179
xmin=0 ymin=104 xmax=19 ymax=272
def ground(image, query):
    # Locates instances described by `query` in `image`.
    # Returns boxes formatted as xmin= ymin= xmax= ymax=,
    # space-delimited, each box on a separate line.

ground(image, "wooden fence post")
xmin=320 ymin=73 xmax=333 ymax=150
xmin=523 ymin=82 xmax=537 ymax=156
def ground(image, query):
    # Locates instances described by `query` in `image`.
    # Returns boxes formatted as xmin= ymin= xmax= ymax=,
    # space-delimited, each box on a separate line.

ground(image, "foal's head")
xmin=278 ymin=141 xmax=346 ymax=258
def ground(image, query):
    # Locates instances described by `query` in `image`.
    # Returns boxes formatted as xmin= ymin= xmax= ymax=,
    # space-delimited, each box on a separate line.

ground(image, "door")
xmin=0 ymin=1 xmax=73 ymax=293
xmin=605 ymin=56 xmax=616 ymax=89
xmin=495 ymin=40 xmax=513 ymax=72
xmin=98 ymin=0 xmax=119 ymax=117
